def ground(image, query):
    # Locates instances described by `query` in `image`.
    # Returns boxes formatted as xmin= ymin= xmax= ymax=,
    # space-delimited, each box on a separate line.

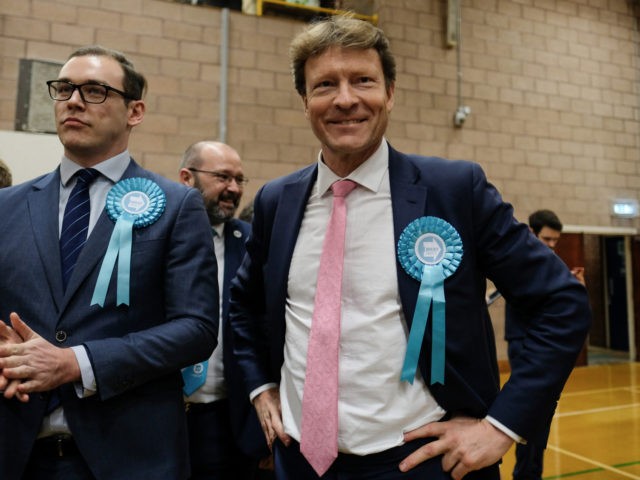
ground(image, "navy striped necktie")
xmin=60 ymin=168 xmax=100 ymax=291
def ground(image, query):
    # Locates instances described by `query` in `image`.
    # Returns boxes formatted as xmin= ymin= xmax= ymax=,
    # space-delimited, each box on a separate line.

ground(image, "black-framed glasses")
xmin=188 ymin=168 xmax=249 ymax=186
xmin=46 ymin=80 xmax=136 ymax=104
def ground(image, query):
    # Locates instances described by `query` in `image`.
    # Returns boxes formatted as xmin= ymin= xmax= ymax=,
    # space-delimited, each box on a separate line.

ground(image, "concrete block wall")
xmin=1 ymin=0 xmax=639 ymax=227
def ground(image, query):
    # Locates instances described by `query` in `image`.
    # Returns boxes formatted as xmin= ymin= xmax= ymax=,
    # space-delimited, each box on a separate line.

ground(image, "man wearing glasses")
xmin=0 ymin=46 xmax=218 ymax=480
xmin=179 ymin=141 xmax=270 ymax=479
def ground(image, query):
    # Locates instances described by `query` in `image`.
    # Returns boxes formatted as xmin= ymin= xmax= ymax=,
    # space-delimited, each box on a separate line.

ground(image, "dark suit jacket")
xmin=229 ymin=144 xmax=591 ymax=448
xmin=220 ymin=218 xmax=269 ymax=460
xmin=0 ymin=159 xmax=218 ymax=480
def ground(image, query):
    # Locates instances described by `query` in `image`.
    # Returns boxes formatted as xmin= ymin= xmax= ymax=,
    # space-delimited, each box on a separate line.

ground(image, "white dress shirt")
xmin=184 ymin=223 xmax=227 ymax=403
xmin=281 ymin=141 xmax=446 ymax=455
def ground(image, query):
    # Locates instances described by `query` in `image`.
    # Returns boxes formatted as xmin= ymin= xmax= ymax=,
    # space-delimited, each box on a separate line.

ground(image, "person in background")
xmin=0 ymin=45 xmax=218 ymax=480
xmin=0 ymin=159 xmax=12 ymax=188
xmin=507 ymin=209 xmax=585 ymax=480
xmin=179 ymin=141 xmax=270 ymax=479
xmin=229 ymin=15 xmax=591 ymax=480
xmin=238 ymin=201 xmax=254 ymax=223
xmin=527 ymin=209 xmax=584 ymax=283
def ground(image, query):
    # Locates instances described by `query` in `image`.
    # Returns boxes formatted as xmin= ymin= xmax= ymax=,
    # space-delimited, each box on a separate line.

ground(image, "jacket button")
xmin=55 ymin=331 xmax=67 ymax=343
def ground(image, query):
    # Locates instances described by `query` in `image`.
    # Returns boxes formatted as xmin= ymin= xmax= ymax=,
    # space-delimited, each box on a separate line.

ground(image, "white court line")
xmin=555 ymin=402 xmax=640 ymax=418
xmin=546 ymin=445 xmax=640 ymax=480
xmin=561 ymin=386 xmax=632 ymax=397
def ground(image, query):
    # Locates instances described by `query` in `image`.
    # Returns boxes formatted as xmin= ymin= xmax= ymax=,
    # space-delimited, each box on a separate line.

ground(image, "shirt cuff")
xmin=485 ymin=415 xmax=526 ymax=444
xmin=249 ymin=383 xmax=278 ymax=403
xmin=70 ymin=345 xmax=97 ymax=398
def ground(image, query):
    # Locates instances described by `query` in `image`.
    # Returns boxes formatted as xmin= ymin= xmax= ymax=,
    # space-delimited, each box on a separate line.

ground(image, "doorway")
xmin=555 ymin=232 xmax=638 ymax=364
xmin=604 ymin=236 xmax=630 ymax=351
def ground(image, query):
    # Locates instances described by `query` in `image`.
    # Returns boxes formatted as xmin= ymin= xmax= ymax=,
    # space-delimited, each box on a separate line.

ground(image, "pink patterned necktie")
xmin=300 ymin=179 xmax=357 ymax=476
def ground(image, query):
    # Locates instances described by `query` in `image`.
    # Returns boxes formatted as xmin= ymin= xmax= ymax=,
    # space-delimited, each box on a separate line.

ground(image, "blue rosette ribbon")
xmin=91 ymin=178 xmax=166 ymax=307
xmin=397 ymin=216 xmax=463 ymax=385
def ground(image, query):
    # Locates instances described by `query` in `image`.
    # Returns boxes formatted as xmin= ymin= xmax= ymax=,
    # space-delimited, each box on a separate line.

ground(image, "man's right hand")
xmin=0 ymin=312 xmax=80 ymax=398
xmin=571 ymin=267 xmax=585 ymax=286
xmin=254 ymin=387 xmax=291 ymax=450
xmin=0 ymin=317 xmax=29 ymax=402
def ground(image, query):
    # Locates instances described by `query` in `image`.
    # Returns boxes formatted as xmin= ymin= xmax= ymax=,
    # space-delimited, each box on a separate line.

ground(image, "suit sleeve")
xmin=470 ymin=163 xmax=591 ymax=444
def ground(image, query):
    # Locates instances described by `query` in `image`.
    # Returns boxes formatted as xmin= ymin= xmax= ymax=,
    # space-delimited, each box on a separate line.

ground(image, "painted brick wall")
xmin=1 ymin=0 xmax=639 ymax=228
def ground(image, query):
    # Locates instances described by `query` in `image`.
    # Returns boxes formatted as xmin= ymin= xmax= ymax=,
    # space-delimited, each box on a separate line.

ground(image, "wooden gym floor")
xmin=499 ymin=361 xmax=640 ymax=480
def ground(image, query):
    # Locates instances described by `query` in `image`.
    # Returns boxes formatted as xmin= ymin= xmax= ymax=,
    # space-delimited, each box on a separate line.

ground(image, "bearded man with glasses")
xmin=0 ymin=46 xmax=218 ymax=480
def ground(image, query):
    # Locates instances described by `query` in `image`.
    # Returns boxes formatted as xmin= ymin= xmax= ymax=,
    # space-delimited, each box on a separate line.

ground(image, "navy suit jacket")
xmin=220 ymin=218 xmax=269 ymax=460
xmin=229 ymin=144 xmax=591 ymax=447
xmin=0 ymin=159 xmax=218 ymax=480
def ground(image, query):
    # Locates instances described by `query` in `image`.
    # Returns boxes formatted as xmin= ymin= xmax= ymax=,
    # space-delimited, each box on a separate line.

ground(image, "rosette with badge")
xmin=397 ymin=216 xmax=463 ymax=385
xmin=91 ymin=178 xmax=166 ymax=307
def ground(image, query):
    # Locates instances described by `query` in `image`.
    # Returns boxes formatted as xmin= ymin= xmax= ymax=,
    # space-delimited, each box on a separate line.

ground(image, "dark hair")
xmin=0 ymin=159 xmax=12 ymax=188
xmin=289 ymin=14 xmax=396 ymax=97
xmin=528 ymin=209 xmax=563 ymax=235
xmin=68 ymin=45 xmax=147 ymax=102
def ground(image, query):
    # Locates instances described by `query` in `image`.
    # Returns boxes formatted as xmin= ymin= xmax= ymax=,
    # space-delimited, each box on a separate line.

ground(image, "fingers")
xmin=257 ymin=404 xmax=277 ymax=449
xmin=254 ymin=388 xmax=291 ymax=450
xmin=572 ymin=268 xmax=586 ymax=285
xmin=449 ymin=461 xmax=471 ymax=480
xmin=270 ymin=408 xmax=291 ymax=446
xmin=403 ymin=422 xmax=440 ymax=442
xmin=399 ymin=440 xmax=442 ymax=473
xmin=0 ymin=322 xmax=22 ymax=344
xmin=2 ymin=376 xmax=30 ymax=402
xmin=0 ymin=314 xmax=34 ymax=403
xmin=9 ymin=312 xmax=34 ymax=341
xmin=3 ymin=378 xmax=29 ymax=402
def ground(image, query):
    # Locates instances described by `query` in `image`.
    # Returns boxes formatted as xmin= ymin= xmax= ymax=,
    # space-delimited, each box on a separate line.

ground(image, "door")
xmin=604 ymin=236 xmax=629 ymax=351
xmin=554 ymin=232 xmax=588 ymax=365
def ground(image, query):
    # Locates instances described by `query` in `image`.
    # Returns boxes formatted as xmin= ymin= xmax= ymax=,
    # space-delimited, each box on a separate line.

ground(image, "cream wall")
xmin=0 ymin=131 xmax=62 ymax=184
xmin=1 ymin=0 xmax=639 ymax=226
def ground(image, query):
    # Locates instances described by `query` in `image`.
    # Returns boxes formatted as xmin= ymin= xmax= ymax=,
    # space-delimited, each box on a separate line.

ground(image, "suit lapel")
xmin=270 ymin=166 xmax=317 ymax=297
xmin=388 ymin=147 xmax=428 ymax=328
xmin=28 ymin=170 xmax=65 ymax=312
xmin=222 ymin=219 xmax=246 ymax=319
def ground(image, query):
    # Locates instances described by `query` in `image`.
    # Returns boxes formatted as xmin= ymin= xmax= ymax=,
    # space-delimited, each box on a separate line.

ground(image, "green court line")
xmin=544 ymin=467 xmax=603 ymax=479
xmin=543 ymin=460 xmax=640 ymax=479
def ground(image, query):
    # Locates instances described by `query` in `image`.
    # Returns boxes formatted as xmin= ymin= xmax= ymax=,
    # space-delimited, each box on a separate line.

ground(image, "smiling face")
xmin=54 ymin=55 xmax=145 ymax=167
xmin=302 ymin=46 xmax=395 ymax=177
xmin=179 ymin=143 xmax=245 ymax=225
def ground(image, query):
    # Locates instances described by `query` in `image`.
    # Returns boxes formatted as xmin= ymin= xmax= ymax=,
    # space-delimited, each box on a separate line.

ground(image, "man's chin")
xmin=208 ymin=212 xmax=234 ymax=225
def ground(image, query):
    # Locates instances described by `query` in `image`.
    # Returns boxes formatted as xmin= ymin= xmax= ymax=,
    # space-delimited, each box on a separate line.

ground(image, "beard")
xmin=193 ymin=176 xmax=240 ymax=225
xmin=204 ymin=193 xmax=239 ymax=225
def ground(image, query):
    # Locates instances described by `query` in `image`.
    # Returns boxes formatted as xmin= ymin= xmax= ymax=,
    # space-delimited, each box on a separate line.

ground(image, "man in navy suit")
xmin=0 ymin=46 xmax=218 ymax=480
xmin=179 ymin=141 xmax=270 ymax=479
xmin=229 ymin=16 xmax=591 ymax=480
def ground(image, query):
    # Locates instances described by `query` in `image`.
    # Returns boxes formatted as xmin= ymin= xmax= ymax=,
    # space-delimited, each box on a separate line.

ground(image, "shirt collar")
xmin=60 ymin=151 xmax=131 ymax=187
xmin=212 ymin=223 xmax=225 ymax=238
xmin=316 ymin=140 xmax=389 ymax=196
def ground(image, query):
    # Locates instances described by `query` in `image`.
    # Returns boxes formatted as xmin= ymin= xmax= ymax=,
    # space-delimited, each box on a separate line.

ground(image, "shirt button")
xmin=55 ymin=331 xmax=67 ymax=343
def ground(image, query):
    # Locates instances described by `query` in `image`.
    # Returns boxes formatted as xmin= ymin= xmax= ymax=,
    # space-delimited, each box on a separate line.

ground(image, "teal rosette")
xmin=91 ymin=178 xmax=166 ymax=307
xmin=397 ymin=216 xmax=463 ymax=385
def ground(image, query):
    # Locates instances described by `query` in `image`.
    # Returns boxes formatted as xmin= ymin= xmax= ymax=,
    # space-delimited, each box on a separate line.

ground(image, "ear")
xmin=127 ymin=100 xmax=146 ymax=127
xmin=178 ymin=168 xmax=195 ymax=187
xmin=302 ymin=95 xmax=309 ymax=118
xmin=386 ymin=82 xmax=395 ymax=112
